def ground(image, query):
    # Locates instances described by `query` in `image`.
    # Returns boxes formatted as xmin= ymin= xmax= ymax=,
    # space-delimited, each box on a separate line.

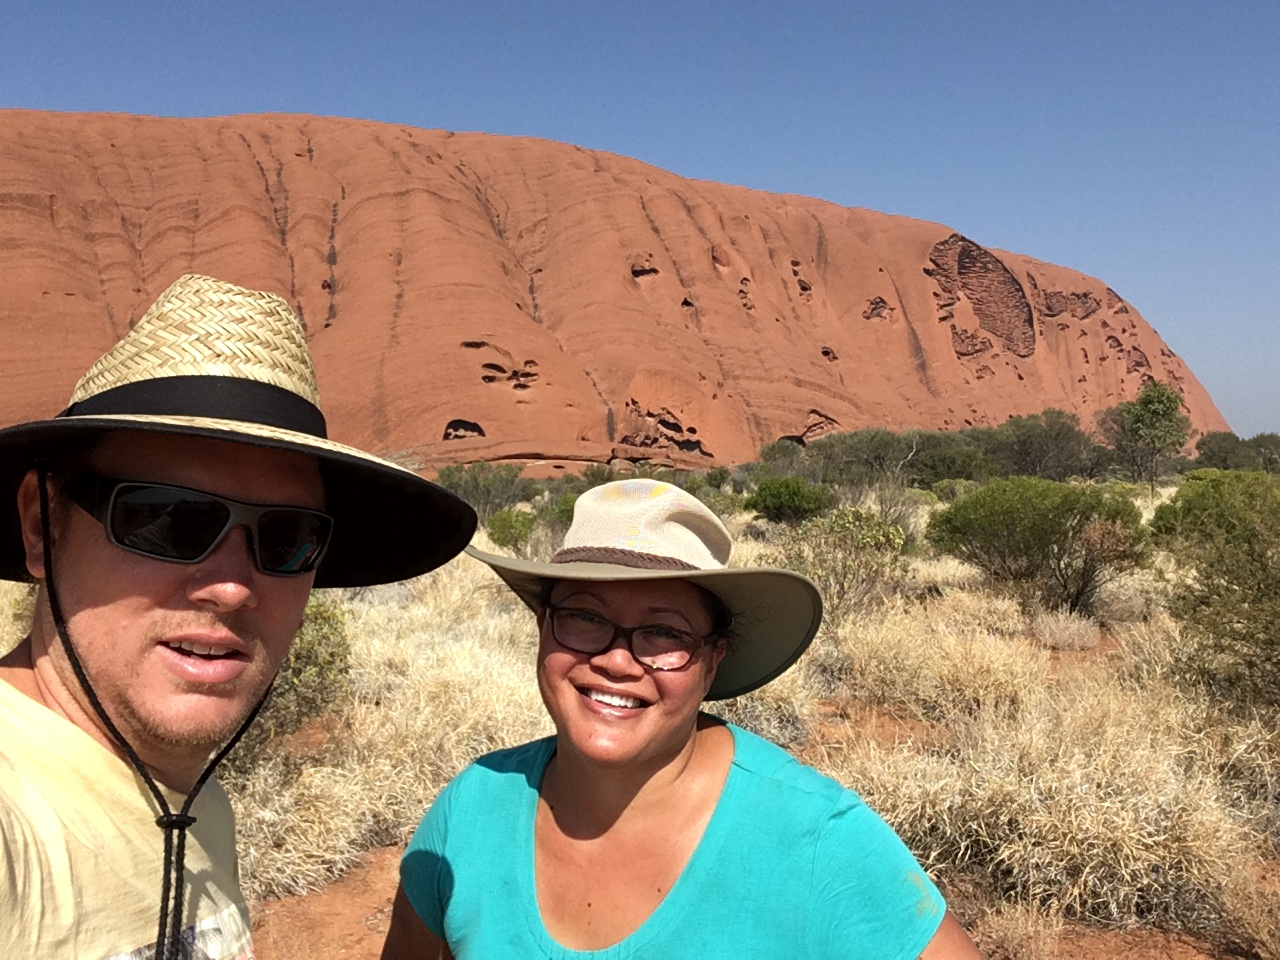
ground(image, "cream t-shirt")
xmin=0 ymin=678 xmax=255 ymax=959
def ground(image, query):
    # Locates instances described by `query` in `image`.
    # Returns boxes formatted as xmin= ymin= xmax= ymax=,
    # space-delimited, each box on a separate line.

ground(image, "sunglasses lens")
xmin=257 ymin=510 xmax=332 ymax=574
xmin=110 ymin=487 xmax=231 ymax=561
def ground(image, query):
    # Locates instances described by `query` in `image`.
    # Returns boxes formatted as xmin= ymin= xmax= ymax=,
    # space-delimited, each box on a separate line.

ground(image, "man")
xmin=0 ymin=274 xmax=476 ymax=959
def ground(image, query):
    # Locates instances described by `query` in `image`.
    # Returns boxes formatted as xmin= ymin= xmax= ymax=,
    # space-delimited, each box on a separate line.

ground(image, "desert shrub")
xmin=540 ymin=491 xmax=578 ymax=527
xmin=695 ymin=487 xmax=746 ymax=519
xmin=744 ymin=476 xmax=836 ymax=524
xmin=486 ymin=508 xmax=536 ymax=556
xmin=1028 ymin=608 xmax=1101 ymax=651
xmin=1151 ymin=469 xmax=1279 ymax=544
xmin=861 ymin=482 xmax=937 ymax=547
xmin=764 ymin=507 xmax=905 ymax=624
xmin=705 ymin=466 xmax=732 ymax=490
xmin=435 ymin=461 xmax=536 ymax=521
xmin=1153 ymin=470 xmax=1280 ymax=708
xmin=580 ymin=463 xmax=617 ymax=487
xmin=931 ymin=478 xmax=980 ymax=503
xmin=224 ymin=593 xmax=353 ymax=777
xmin=926 ymin=477 xmax=1146 ymax=614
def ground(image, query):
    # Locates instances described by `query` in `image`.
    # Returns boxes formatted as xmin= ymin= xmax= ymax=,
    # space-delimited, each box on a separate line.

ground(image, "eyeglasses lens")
xmin=258 ymin=509 xmax=331 ymax=574
xmin=111 ymin=487 xmax=231 ymax=561
xmin=552 ymin=609 xmax=697 ymax=670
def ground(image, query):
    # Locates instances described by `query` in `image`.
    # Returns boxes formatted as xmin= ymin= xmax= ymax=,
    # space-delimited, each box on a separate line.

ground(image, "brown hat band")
xmin=550 ymin=546 xmax=699 ymax=571
xmin=59 ymin=375 xmax=328 ymax=438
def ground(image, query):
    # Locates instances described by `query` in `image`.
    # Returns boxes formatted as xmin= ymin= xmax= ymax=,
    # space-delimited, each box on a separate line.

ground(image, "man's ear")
xmin=16 ymin=470 xmax=48 ymax=581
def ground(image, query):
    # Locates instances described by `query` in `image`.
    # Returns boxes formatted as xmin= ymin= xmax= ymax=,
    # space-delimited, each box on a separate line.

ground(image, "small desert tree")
xmin=1195 ymin=432 xmax=1263 ymax=471
xmin=1097 ymin=380 xmax=1190 ymax=495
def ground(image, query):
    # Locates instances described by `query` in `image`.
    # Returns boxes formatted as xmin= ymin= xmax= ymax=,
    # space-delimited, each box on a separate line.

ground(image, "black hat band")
xmin=58 ymin=376 xmax=328 ymax=439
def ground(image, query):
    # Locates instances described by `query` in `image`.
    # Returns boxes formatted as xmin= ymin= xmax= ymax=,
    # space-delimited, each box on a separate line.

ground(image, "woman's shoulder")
xmin=723 ymin=722 xmax=864 ymax=811
xmin=446 ymin=735 xmax=556 ymax=795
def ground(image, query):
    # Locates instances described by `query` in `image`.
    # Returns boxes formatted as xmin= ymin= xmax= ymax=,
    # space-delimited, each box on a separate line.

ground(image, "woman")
xmin=382 ymin=479 xmax=981 ymax=959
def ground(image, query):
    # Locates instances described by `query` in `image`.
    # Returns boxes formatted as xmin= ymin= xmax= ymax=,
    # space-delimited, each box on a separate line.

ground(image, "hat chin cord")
xmin=36 ymin=467 xmax=271 ymax=960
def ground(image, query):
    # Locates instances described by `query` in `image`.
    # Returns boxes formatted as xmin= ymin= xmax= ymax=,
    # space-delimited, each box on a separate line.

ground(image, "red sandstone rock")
xmin=0 ymin=111 xmax=1228 ymax=469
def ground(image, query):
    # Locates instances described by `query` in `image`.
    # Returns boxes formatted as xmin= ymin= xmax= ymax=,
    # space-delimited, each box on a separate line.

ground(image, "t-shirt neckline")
xmin=521 ymin=722 xmax=742 ymax=959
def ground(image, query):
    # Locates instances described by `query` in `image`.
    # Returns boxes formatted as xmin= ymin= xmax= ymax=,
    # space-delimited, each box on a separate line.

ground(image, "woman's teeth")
xmin=585 ymin=689 xmax=645 ymax=709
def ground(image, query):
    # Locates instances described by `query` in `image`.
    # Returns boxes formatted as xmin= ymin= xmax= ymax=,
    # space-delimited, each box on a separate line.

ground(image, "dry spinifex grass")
xmin=219 ymin=543 xmax=1279 ymax=957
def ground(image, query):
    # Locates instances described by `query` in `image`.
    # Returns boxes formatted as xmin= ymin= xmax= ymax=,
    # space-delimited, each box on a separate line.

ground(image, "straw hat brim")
xmin=465 ymin=546 xmax=822 ymax=700
xmin=0 ymin=414 xmax=477 ymax=588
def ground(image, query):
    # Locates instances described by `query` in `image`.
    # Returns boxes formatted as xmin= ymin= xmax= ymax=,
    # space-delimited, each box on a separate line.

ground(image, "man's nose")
xmin=186 ymin=524 xmax=258 ymax=609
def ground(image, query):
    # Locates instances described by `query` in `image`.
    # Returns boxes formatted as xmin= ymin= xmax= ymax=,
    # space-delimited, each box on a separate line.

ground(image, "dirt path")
xmin=250 ymin=845 xmax=1223 ymax=960
xmin=252 ymin=847 xmax=399 ymax=960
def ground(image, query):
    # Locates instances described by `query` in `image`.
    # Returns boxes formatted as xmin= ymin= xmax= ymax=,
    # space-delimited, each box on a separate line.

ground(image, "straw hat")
xmin=0 ymin=274 xmax=476 ymax=587
xmin=467 ymin=479 xmax=822 ymax=699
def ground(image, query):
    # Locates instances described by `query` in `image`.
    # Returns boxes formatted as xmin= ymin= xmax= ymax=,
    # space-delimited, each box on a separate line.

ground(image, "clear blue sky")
xmin=4 ymin=0 xmax=1276 ymax=435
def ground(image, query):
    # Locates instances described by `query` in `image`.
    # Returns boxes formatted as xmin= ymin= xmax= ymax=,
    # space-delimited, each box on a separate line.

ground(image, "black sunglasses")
xmin=61 ymin=473 xmax=333 ymax=576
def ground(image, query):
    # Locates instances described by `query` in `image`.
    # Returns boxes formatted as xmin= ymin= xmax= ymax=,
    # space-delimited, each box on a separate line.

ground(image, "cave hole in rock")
xmin=797 ymin=279 xmax=812 ymax=293
xmin=482 ymin=362 xmax=507 ymax=373
xmin=821 ymin=346 xmax=838 ymax=361
xmin=681 ymin=297 xmax=694 ymax=308
xmin=442 ymin=419 xmax=486 ymax=441
xmin=631 ymin=265 xmax=660 ymax=278
xmin=461 ymin=340 xmax=489 ymax=349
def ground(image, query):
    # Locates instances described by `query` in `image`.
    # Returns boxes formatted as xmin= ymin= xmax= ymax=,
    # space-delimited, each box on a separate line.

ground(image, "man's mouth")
xmin=582 ymin=688 xmax=647 ymax=709
xmin=163 ymin=640 xmax=246 ymax=661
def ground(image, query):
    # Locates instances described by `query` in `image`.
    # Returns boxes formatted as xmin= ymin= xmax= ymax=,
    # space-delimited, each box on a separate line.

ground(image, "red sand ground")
xmin=0 ymin=111 xmax=1227 ymax=472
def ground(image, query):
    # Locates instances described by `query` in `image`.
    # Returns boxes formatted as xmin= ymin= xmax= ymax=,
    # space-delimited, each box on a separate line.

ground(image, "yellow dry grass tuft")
xmin=0 ymin=580 xmax=34 ymax=657
xmin=1029 ymin=609 xmax=1101 ymax=651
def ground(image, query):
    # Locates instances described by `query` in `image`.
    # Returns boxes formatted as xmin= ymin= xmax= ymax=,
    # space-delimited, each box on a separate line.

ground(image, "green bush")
xmin=1152 ymin=470 xmax=1280 ymax=707
xmin=435 ymin=461 xmax=536 ymax=521
xmin=1152 ymin=470 xmax=1280 ymax=544
xmin=705 ymin=466 xmax=732 ymax=490
xmin=931 ymin=478 xmax=980 ymax=503
xmin=695 ymin=487 xmax=746 ymax=519
xmin=225 ymin=593 xmax=352 ymax=776
xmin=926 ymin=477 xmax=1146 ymax=614
xmin=540 ymin=491 xmax=578 ymax=527
xmin=744 ymin=476 xmax=837 ymax=524
xmin=765 ymin=507 xmax=906 ymax=623
xmin=487 ymin=508 xmax=537 ymax=555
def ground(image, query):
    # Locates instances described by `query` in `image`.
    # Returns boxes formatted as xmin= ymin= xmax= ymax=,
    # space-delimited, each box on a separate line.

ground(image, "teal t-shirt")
xmin=401 ymin=723 xmax=944 ymax=959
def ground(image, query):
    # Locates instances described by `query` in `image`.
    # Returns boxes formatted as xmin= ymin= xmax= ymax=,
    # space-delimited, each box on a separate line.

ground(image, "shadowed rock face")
xmin=0 ymin=111 xmax=1228 ymax=470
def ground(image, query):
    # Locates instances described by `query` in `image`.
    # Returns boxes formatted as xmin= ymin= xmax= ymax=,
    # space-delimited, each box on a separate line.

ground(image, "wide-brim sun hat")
xmin=466 ymin=478 xmax=823 ymax=700
xmin=0 ymin=273 xmax=476 ymax=587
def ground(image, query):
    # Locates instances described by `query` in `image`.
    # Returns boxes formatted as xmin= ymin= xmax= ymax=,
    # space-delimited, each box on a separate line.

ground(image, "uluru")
xmin=0 ymin=111 xmax=1228 ymax=470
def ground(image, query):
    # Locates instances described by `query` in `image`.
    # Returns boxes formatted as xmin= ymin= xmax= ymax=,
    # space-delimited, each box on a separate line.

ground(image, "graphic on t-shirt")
xmin=103 ymin=906 xmax=254 ymax=960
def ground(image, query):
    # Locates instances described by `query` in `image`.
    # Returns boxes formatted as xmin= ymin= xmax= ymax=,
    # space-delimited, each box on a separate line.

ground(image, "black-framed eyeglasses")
xmin=546 ymin=605 xmax=715 ymax=671
xmin=61 ymin=473 xmax=333 ymax=577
